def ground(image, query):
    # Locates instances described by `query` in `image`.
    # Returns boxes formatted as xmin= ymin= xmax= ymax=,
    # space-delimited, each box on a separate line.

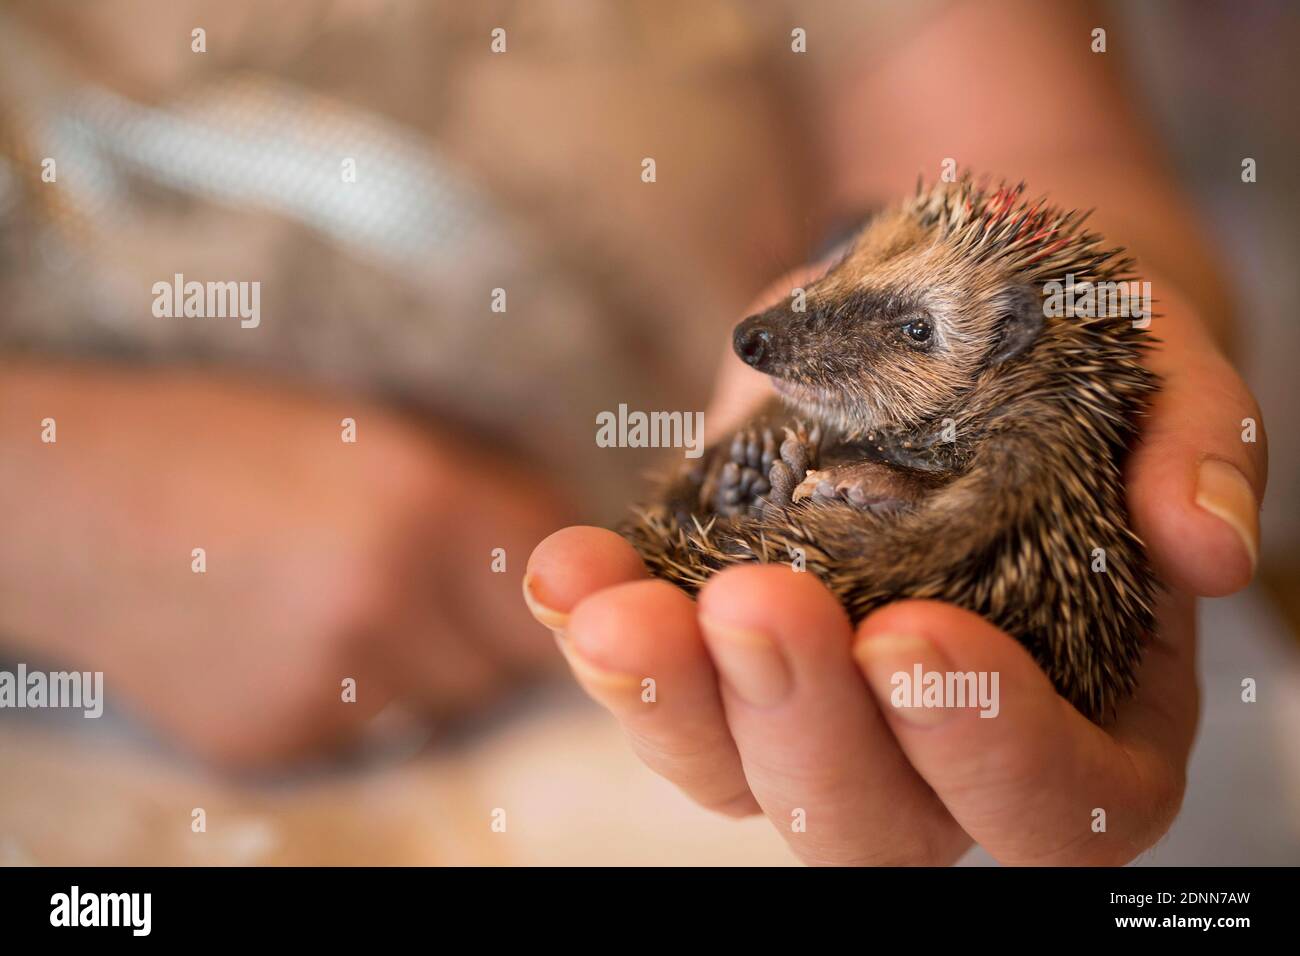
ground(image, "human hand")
xmin=523 ymin=272 xmax=1265 ymax=865
xmin=0 ymin=362 xmax=564 ymax=767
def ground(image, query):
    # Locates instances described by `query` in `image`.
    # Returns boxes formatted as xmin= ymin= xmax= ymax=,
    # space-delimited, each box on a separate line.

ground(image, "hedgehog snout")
xmin=734 ymin=316 xmax=774 ymax=371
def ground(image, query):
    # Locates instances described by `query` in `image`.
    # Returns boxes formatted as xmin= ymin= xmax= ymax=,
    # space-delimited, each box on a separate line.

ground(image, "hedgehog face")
xmin=734 ymin=210 xmax=1044 ymax=434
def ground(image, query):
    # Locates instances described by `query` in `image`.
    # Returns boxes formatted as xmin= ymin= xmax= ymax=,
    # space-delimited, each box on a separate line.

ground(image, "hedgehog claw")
xmin=711 ymin=418 xmax=826 ymax=516
xmin=763 ymin=460 xmax=796 ymax=513
xmin=779 ymin=436 xmax=809 ymax=478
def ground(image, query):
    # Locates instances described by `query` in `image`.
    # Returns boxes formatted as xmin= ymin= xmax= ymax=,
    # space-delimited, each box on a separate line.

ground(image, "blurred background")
xmin=0 ymin=0 xmax=1297 ymax=865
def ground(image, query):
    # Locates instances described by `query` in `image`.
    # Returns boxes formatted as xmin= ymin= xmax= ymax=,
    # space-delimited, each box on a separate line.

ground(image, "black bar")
xmin=0 ymin=866 xmax=1286 ymax=941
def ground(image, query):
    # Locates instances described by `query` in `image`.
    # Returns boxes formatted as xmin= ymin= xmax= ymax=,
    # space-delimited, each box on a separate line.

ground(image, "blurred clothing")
xmin=0 ymin=0 xmax=938 ymax=517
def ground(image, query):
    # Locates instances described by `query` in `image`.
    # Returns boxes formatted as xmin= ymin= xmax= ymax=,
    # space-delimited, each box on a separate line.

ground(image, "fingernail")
xmin=699 ymin=616 xmax=791 ymax=707
xmin=553 ymin=632 xmax=642 ymax=692
xmin=853 ymin=633 xmax=957 ymax=726
xmin=1195 ymin=459 xmax=1259 ymax=574
xmin=522 ymin=572 xmax=569 ymax=631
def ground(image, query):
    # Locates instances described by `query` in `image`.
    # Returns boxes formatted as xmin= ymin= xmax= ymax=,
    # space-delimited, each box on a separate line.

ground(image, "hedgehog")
xmin=623 ymin=176 xmax=1159 ymax=722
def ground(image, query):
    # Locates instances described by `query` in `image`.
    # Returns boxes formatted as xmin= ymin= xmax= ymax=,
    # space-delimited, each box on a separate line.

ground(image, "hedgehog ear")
xmin=987 ymin=286 xmax=1044 ymax=366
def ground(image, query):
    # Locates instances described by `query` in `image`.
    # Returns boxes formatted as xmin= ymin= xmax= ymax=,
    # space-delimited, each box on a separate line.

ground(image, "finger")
xmin=698 ymin=565 xmax=969 ymax=865
xmin=853 ymin=599 xmax=1196 ymax=865
xmin=522 ymin=525 xmax=647 ymax=632
xmin=564 ymin=579 xmax=759 ymax=816
xmin=1128 ymin=286 xmax=1267 ymax=596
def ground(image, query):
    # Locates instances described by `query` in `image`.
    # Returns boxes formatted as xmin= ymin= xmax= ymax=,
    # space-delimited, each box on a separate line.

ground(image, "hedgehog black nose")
xmin=734 ymin=320 xmax=773 ymax=370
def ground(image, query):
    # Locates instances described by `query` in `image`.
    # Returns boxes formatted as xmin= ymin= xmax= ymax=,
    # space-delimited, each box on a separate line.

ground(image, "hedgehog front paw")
xmin=761 ymin=421 xmax=822 ymax=514
xmin=708 ymin=424 xmax=776 ymax=516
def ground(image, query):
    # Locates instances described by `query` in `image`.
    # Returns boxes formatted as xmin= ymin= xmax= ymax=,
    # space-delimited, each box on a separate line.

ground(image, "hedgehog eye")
xmin=901 ymin=317 xmax=933 ymax=345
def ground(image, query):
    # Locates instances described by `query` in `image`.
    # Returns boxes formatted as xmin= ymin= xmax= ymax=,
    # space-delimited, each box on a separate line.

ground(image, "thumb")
xmin=1127 ymin=281 xmax=1266 ymax=596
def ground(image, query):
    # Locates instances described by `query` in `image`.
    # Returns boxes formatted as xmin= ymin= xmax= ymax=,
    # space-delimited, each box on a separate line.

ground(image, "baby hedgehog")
xmin=624 ymin=176 xmax=1159 ymax=721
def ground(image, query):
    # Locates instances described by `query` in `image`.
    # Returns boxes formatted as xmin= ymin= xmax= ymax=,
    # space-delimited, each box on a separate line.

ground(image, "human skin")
xmin=0 ymin=361 xmax=568 ymax=767
xmin=523 ymin=0 xmax=1268 ymax=864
